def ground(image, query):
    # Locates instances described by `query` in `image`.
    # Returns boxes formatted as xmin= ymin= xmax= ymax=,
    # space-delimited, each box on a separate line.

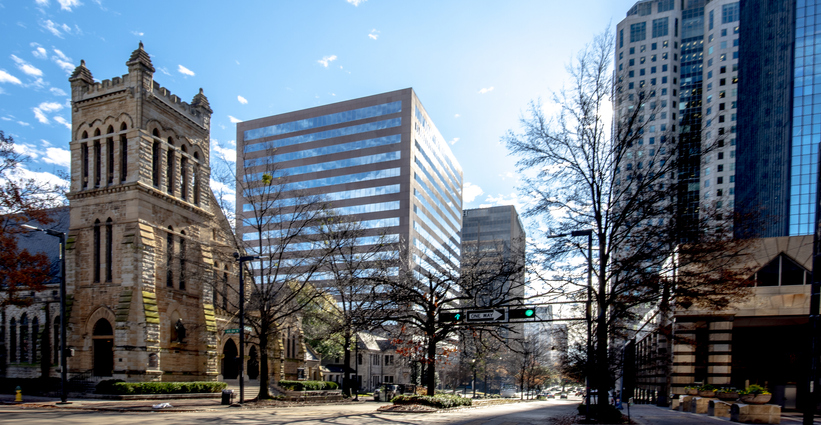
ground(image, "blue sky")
xmin=0 ymin=0 xmax=637 ymax=231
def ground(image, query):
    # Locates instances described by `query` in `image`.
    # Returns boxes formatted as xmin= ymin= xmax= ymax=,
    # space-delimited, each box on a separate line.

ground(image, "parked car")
xmin=373 ymin=384 xmax=401 ymax=402
xmin=500 ymin=387 xmax=517 ymax=398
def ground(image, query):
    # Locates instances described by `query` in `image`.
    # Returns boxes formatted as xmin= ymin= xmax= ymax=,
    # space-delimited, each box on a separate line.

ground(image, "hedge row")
xmin=277 ymin=380 xmax=339 ymax=391
xmin=392 ymin=393 xmax=472 ymax=409
xmin=95 ymin=380 xmax=227 ymax=395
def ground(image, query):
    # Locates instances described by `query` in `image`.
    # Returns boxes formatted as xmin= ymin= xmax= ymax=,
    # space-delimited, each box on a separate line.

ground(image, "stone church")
xmin=0 ymin=43 xmax=320 ymax=386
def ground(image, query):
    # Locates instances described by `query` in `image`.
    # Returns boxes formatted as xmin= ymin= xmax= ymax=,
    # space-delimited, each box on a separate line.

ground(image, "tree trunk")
xmin=426 ymin=339 xmax=437 ymax=395
xmin=342 ymin=333 xmax=352 ymax=397
xmin=257 ymin=332 xmax=273 ymax=400
xmin=596 ymin=269 xmax=610 ymax=412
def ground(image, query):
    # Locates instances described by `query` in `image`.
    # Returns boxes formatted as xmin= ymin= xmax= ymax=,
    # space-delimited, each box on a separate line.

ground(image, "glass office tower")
xmin=236 ymin=88 xmax=463 ymax=280
xmin=735 ymin=0 xmax=821 ymax=237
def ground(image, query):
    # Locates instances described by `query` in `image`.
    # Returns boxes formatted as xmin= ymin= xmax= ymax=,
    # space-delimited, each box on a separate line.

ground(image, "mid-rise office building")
xmin=616 ymin=0 xmax=740 ymax=229
xmin=735 ymin=0 xmax=821 ymax=238
xmin=461 ymin=205 xmax=526 ymax=302
xmin=236 ymin=88 xmax=463 ymax=281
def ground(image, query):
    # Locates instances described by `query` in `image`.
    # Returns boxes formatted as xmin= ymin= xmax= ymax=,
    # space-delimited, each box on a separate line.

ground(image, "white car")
xmin=500 ymin=388 xmax=517 ymax=398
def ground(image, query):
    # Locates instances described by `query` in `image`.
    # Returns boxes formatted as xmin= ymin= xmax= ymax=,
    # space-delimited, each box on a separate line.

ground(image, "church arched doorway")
xmin=92 ymin=319 xmax=114 ymax=377
xmin=247 ymin=345 xmax=259 ymax=380
xmin=222 ymin=339 xmax=238 ymax=379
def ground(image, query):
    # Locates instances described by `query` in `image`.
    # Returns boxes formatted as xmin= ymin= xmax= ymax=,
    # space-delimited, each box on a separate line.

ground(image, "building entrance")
xmin=92 ymin=319 xmax=113 ymax=377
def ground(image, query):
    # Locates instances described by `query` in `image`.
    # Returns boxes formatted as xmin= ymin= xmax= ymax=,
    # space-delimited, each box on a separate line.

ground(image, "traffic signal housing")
xmin=438 ymin=311 xmax=462 ymax=323
xmin=509 ymin=307 xmax=536 ymax=320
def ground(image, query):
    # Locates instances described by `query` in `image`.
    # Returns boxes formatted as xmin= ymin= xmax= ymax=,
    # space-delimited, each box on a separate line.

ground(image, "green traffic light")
xmin=455 ymin=313 xmax=461 ymax=320
xmin=525 ymin=309 xmax=534 ymax=317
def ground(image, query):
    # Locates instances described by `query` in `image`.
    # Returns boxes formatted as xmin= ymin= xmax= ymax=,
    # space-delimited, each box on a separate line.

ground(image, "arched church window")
xmin=179 ymin=231 xmax=186 ymax=291
xmin=93 ymin=219 xmax=101 ymax=283
xmin=180 ymin=156 xmax=188 ymax=201
xmin=167 ymin=148 xmax=175 ymax=195
xmin=193 ymin=152 xmax=201 ymax=206
xmin=152 ymin=128 xmax=159 ymax=138
xmin=19 ymin=314 xmax=28 ymax=363
xmin=81 ymin=142 xmax=89 ymax=189
xmin=106 ymin=126 xmax=114 ymax=185
xmin=148 ymin=353 xmax=158 ymax=369
xmin=166 ymin=227 xmax=174 ymax=288
xmin=9 ymin=318 xmax=16 ymax=363
xmin=93 ymin=139 xmax=101 ymax=187
xmin=105 ymin=218 xmax=113 ymax=282
xmin=120 ymin=133 xmax=127 ymax=183
xmin=152 ymin=141 xmax=160 ymax=188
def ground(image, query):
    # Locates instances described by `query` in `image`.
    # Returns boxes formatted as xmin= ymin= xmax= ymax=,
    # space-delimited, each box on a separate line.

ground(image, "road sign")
xmin=438 ymin=312 xmax=462 ymax=323
xmin=466 ymin=309 xmax=507 ymax=322
xmin=509 ymin=307 xmax=537 ymax=320
xmin=225 ymin=326 xmax=253 ymax=334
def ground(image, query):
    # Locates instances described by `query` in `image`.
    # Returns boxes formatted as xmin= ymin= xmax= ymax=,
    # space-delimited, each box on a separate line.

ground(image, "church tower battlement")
xmin=64 ymin=43 xmax=236 ymax=382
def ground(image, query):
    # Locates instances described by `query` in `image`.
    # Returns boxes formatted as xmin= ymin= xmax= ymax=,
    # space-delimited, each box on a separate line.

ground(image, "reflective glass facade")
xmin=790 ymin=0 xmax=821 ymax=235
xmin=237 ymin=89 xmax=463 ymax=283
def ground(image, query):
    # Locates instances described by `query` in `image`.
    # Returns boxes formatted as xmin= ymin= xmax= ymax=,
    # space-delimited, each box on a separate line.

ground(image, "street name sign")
xmin=466 ymin=309 xmax=507 ymax=322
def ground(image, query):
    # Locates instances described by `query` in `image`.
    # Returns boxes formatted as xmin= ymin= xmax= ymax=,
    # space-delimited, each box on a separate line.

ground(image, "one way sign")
xmin=465 ymin=309 xmax=508 ymax=323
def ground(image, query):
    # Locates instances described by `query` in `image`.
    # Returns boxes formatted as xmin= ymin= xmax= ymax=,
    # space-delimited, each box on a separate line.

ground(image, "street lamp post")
xmin=548 ymin=229 xmax=593 ymax=421
xmin=22 ymin=224 xmax=69 ymax=405
xmin=354 ymin=335 xmax=359 ymax=401
xmin=233 ymin=252 xmax=259 ymax=404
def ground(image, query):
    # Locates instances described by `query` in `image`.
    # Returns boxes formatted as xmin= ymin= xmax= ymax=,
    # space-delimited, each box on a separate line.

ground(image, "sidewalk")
xmin=624 ymin=404 xmax=821 ymax=425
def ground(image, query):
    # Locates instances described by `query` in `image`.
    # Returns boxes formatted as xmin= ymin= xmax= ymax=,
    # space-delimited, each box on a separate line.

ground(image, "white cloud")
xmin=40 ymin=139 xmax=51 ymax=147
xmin=368 ymin=29 xmax=380 ymax=40
xmin=478 ymin=86 xmax=494 ymax=94
xmin=52 ymin=48 xmax=70 ymax=62
xmin=1 ymin=117 xmax=10 ymax=121
xmin=35 ymin=0 xmax=49 ymax=6
xmin=0 ymin=70 xmax=22 ymax=85
xmin=463 ymin=182 xmax=484 ymax=203
xmin=9 ymin=166 xmax=69 ymax=190
xmin=479 ymin=192 xmax=523 ymax=210
xmin=228 ymin=115 xmax=242 ymax=124
xmin=32 ymin=101 xmax=63 ymax=124
xmin=11 ymin=55 xmax=43 ymax=77
xmin=346 ymin=0 xmax=366 ymax=5
xmin=158 ymin=67 xmax=171 ymax=76
xmin=210 ymin=178 xmax=236 ymax=206
xmin=50 ymin=87 xmax=67 ymax=96
xmin=498 ymin=171 xmax=516 ymax=180
xmin=17 ymin=121 xmax=31 ymax=127
xmin=177 ymin=64 xmax=195 ymax=76
xmin=317 ymin=55 xmax=337 ymax=67
xmin=40 ymin=20 xmax=73 ymax=38
xmin=13 ymin=143 xmax=40 ymax=159
xmin=212 ymin=143 xmax=236 ymax=163
xmin=42 ymin=147 xmax=70 ymax=167
xmin=32 ymin=45 xmax=48 ymax=59
xmin=448 ymin=137 xmax=460 ymax=145
xmin=454 ymin=114 xmax=460 ymax=118
xmin=237 ymin=95 xmax=248 ymax=105
xmin=131 ymin=31 xmax=144 ymax=36
xmin=57 ymin=0 xmax=82 ymax=11
xmin=53 ymin=116 xmax=71 ymax=129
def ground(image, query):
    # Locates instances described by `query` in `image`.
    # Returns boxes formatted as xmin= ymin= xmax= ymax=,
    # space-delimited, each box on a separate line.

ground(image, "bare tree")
xmin=0 ymin=130 xmax=67 ymax=307
xmin=221 ymin=146 xmax=344 ymax=400
xmin=504 ymin=30 xmax=755 ymax=414
xmin=380 ymin=242 xmax=526 ymax=396
xmin=302 ymin=218 xmax=396 ymax=396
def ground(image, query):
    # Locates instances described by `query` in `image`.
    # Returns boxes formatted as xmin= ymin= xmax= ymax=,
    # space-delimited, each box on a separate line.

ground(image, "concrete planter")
xmin=698 ymin=390 xmax=716 ymax=398
xmin=716 ymin=391 xmax=739 ymax=401
xmin=740 ymin=393 xmax=772 ymax=404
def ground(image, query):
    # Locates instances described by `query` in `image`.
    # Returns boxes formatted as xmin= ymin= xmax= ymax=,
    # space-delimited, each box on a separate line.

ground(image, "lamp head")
xmin=233 ymin=252 xmax=240 ymax=260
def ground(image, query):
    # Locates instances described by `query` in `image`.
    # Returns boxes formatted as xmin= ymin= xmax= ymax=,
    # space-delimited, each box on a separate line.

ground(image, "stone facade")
xmin=64 ymin=43 xmax=235 ymax=382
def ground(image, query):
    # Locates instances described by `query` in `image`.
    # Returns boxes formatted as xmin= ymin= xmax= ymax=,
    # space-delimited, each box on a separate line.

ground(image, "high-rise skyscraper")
xmin=616 ymin=0 xmax=740 ymax=228
xmin=736 ymin=0 xmax=821 ymax=238
xmin=236 ymin=88 xmax=463 ymax=281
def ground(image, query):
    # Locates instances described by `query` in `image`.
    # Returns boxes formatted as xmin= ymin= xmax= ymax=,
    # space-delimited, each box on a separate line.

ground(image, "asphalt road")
xmin=0 ymin=399 xmax=579 ymax=425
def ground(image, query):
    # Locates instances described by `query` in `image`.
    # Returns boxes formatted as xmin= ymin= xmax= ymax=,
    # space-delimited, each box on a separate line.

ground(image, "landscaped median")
xmin=88 ymin=380 xmax=228 ymax=400
xmin=378 ymin=393 xmax=523 ymax=413
xmin=274 ymin=380 xmax=343 ymax=402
